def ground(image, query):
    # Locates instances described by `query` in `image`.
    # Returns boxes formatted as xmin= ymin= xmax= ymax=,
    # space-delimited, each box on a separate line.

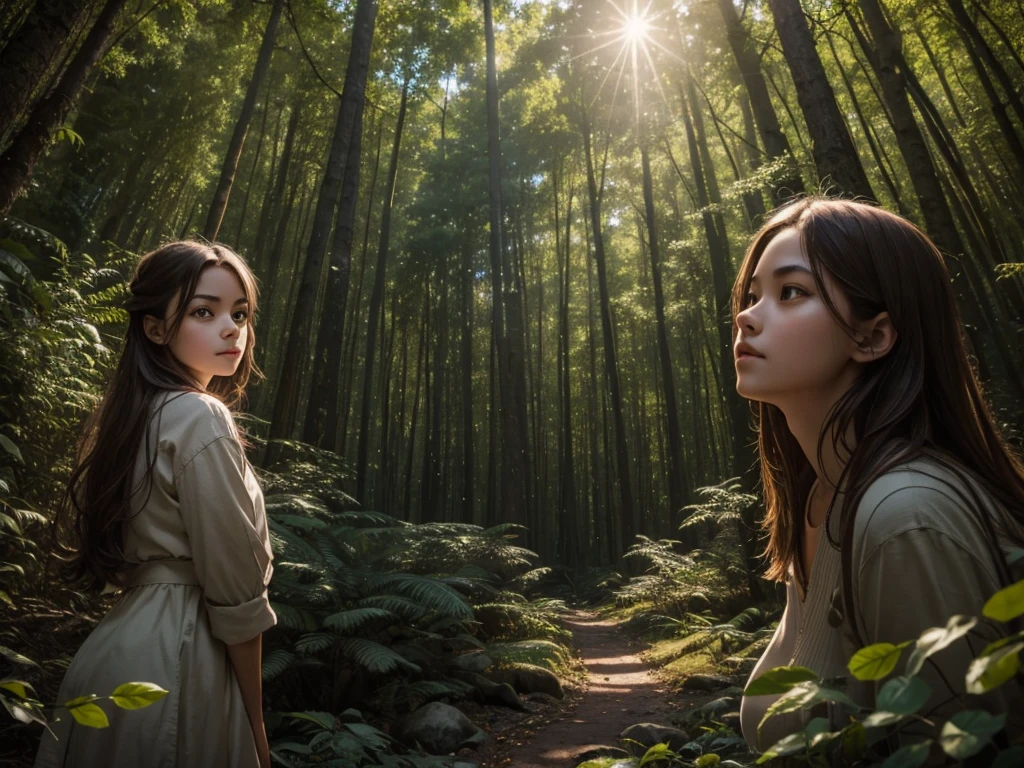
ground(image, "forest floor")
xmin=473 ymin=611 xmax=724 ymax=768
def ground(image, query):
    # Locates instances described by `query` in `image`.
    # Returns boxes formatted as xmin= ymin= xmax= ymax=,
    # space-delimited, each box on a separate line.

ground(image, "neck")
xmin=779 ymin=386 xmax=856 ymax=493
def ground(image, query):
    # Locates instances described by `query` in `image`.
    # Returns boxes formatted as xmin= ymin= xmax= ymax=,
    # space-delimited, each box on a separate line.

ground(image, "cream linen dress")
xmin=35 ymin=390 xmax=277 ymax=768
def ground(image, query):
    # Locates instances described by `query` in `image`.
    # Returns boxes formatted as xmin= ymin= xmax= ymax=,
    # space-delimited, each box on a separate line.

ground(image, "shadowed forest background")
xmin=2 ymin=0 xmax=1023 ymax=766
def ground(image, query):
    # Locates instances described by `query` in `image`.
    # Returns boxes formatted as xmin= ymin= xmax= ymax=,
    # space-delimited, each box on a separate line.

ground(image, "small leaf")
xmin=880 ymin=741 xmax=932 ymax=768
xmin=756 ymin=730 xmax=807 ymax=763
xmin=759 ymin=681 xmax=858 ymax=732
xmin=744 ymin=665 xmax=819 ymax=696
xmin=0 ymin=644 xmax=39 ymax=667
xmin=841 ymin=721 xmax=866 ymax=759
xmin=906 ymin=615 xmax=977 ymax=676
xmin=68 ymin=701 xmax=109 ymax=728
xmin=848 ymin=641 xmax=912 ymax=681
xmin=110 ymin=682 xmax=169 ymax=710
xmin=939 ymin=710 xmax=1005 ymax=759
xmin=283 ymin=711 xmax=335 ymax=730
xmin=862 ymin=710 xmax=906 ymax=728
xmin=876 ymin=676 xmax=931 ymax=715
xmin=965 ymin=642 xmax=1023 ymax=694
xmin=0 ymin=434 xmax=22 ymax=463
xmin=984 ymin=580 xmax=1024 ymax=622
xmin=0 ymin=681 xmax=30 ymax=699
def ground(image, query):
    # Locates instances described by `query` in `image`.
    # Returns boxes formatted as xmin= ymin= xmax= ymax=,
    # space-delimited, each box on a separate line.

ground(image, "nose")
xmin=221 ymin=316 xmax=239 ymax=338
xmin=735 ymin=303 xmax=761 ymax=336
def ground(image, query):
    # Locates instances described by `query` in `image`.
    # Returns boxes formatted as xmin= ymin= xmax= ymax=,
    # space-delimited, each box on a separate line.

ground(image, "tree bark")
xmin=640 ymin=146 xmax=685 ymax=520
xmin=355 ymin=80 xmax=408 ymax=503
xmin=303 ymin=99 xmax=365 ymax=449
xmin=0 ymin=0 xmax=128 ymax=217
xmin=0 ymin=0 xmax=91 ymax=148
xmin=581 ymin=109 xmax=635 ymax=555
xmin=203 ymin=0 xmax=284 ymax=241
xmin=268 ymin=0 xmax=377 ymax=446
xmin=716 ymin=0 xmax=805 ymax=202
xmin=765 ymin=0 xmax=875 ymax=200
xmin=483 ymin=0 xmax=529 ymax=529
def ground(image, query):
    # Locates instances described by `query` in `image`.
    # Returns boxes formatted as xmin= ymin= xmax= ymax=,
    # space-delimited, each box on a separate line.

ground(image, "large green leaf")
xmin=939 ymin=710 xmax=1005 ymax=759
xmin=110 ymin=682 xmax=169 ymax=710
xmin=906 ymin=615 xmax=977 ymax=676
xmin=338 ymin=638 xmax=421 ymax=675
xmin=983 ymin=580 xmax=1024 ymax=623
xmin=876 ymin=676 xmax=930 ymax=715
xmin=743 ymin=665 xmax=818 ymax=696
xmin=759 ymin=681 xmax=858 ymax=732
xmin=848 ymin=641 xmax=912 ymax=681
xmin=965 ymin=642 xmax=1023 ymax=694
xmin=324 ymin=607 xmax=396 ymax=633
xmin=66 ymin=698 xmax=109 ymax=728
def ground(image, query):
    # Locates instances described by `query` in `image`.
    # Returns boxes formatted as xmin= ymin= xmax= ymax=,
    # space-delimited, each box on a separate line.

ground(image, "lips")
xmin=218 ymin=349 xmax=241 ymax=356
xmin=734 ymin=341 xmax=764 ymax=360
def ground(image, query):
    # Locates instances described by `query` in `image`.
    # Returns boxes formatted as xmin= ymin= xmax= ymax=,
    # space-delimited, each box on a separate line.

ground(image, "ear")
xmin=143 ymin=314 xmax=168 ymax=345
xmin=852 ymin=311 xmax=897 ymax=363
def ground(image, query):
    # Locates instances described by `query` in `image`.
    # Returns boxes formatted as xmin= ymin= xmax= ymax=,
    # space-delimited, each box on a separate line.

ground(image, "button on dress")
xmin=34 ymin=390 xmax=277 ymax=768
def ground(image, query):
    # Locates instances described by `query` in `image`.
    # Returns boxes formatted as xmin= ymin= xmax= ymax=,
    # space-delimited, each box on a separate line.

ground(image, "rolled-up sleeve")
xmin=176 ymin=432 xmax=276 ymax=645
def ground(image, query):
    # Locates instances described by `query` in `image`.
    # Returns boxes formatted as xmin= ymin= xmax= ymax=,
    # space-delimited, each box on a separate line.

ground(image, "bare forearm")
xmin=226 ymin=633 xmax=265 ymax=730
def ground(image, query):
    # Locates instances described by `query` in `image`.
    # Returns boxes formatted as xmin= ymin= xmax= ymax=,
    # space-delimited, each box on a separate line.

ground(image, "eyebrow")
xmin=190 ymin=294 xmax=248 ymax=305
xmin=749 ymin=264 xmax=814 ymax=285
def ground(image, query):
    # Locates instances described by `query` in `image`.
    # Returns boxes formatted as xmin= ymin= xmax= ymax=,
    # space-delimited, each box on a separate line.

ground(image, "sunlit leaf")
xmin=744 ymin=665 xmax=818 ymax=695
xmin=110 ymin=682 xmax=169 ymax=710
xmin=983 ymin=580 xmax=1024 ymax=623
xmin=848 ymin=641 xmax=912 ymax=681
xmin=939 ymin=710 xmax=1005 ymax=759
xmin=906 ymin=615 xmax=977 ymax=676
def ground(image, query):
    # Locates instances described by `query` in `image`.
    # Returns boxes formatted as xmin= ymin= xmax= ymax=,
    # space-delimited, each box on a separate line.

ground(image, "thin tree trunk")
xmin=203 ymin=0 xmax=284 ymax=240
xmin=715 ymin=0 xmax=805 ymax=202
xmin=268 ymin=0 xmax=377 ymax=446
xmin=355 ymin=79 xmax=408 ymax=502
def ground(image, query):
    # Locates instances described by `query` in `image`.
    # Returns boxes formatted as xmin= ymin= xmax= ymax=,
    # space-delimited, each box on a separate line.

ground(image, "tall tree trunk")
xmin=715 ymin=0 xmax=805 ymax=202
xmin=0 ymin=0 xmax=91 ymax=147
xmin=555 ymin=164 xmax=578 ymax=567
xmin=853 ymin=1 xmax=968 ymax=260
xmin=203 ymin=0 xmax=284 ymax=240
xmin=0 ymin=0 xmax=128 ymax=217
xmin=232 ymin=94 xmax=271 ymax=246
xmin=257 ymin=99 xmax=300 ymax=284
xmin=640 ymin=146 xmax=685 ymax=519
xmin=268 ymin=0 xmax=377 ymax=446
xmin=460 ymin=236 xmax=475 ymax=523
xmin=483 ymin=0 xmax=529 ymax=529
xmin=766 ymin=0 xmax=875 ymax=199
xmin=680 ymin=79 xmax=756 ymax=488
xmin=355 ymin=80 xmax=408 ymax=503
xmin=303 ymin=100 xmax=365 ymax=448
xmin=581 ymin=110 xmax=635 ymax=555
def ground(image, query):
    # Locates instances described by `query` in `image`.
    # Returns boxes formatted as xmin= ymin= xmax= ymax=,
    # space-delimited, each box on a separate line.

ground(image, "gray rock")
xmin=682 ymin=674 xmax=733 ymax=692
xmin=394 ymin=702 xmax=486 ymax=755
xmin=574 ymin=746 xmax=630 ymax=764
xmin=681 ymin=695 xmax=739 ymax=725
xmin=488 ymin=663 xmax=564 ymax=699
xmin=454 ymin=670 xmax=526 ymax=711
xmin=452 ymin=651 xmax=493 ymax=674
xmin=619 ymin=722 xmax=691 ymax=754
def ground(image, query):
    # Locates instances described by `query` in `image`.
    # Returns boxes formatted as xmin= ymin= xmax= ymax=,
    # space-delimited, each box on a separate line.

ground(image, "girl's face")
xmin=160 ymin=266 xmax=250 ymax=388
xmin=733 ymin=227 xmax=862 ymax=410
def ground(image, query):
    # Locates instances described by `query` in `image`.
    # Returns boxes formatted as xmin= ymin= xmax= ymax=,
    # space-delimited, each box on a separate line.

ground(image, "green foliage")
xmin=747 ymin=580 xmax=1024 ymax=765
xmin=1 ymin=680 xmax=167 ymax=732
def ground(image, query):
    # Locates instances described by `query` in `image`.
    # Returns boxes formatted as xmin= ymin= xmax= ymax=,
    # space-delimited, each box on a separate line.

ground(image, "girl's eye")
xmin=744 ymin=291 xmax=758 ymax=307
xmin=232 ymin=310 xmax=248 ymax=323
xmin=781 ymin=285 xmax=807 ymax=301
xmin=193 ymin=307 xmax=212 ymax=318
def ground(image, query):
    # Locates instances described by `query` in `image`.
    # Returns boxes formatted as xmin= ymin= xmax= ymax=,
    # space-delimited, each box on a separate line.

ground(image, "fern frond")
xmin=324 ymin=607 xmax=396 ymax=633
xmin=338 ymin=638 xmax=420 ymax=674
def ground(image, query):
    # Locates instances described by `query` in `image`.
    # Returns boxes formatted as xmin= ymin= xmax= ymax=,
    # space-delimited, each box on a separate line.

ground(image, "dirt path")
xmin=497 ymin=613 xmax=682 ymax=768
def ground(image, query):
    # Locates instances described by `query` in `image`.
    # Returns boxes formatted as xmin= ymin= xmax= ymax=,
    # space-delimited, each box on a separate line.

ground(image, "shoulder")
xmin=153 ymin=390 xmax=238 ymax=457
xmin=851 ymin=457 xmax=996 ymax=565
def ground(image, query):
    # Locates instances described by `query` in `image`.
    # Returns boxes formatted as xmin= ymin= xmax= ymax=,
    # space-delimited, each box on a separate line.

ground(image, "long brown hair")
xmin=732 ymin=197 xmax=1024 ymax=637
xmin=54 ymin=241 xmax=261 ymax=589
